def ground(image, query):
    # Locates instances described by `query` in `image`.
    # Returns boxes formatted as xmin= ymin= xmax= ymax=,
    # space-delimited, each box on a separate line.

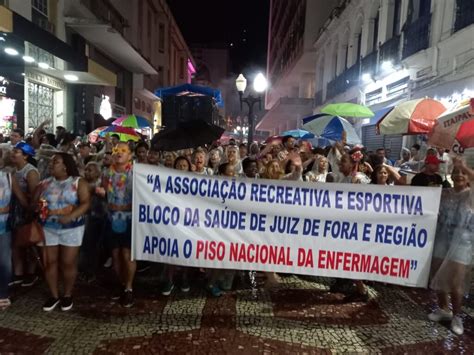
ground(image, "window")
xmin=356 ymin=33 xmax=362 ymax=61
xmin=32 ymin=0 xmax=51 ymax=32
xmin=32 ymin=0 xmax=48 ymax=16
xmin=365 ymin=88 xmax=383 ymax=106
xmin=28 ymin=82 xmax=53 ymax=129
xmin=138 ymin=1 xmax=144 ymax=52
xmin=407 ymin=0 xmax=431 ymax=23
xmin=159 ymin=23 xmax=165 ymax=53
xmin=393 ymin=0 xmax=402 ymax=35
xmin=179 ymin=57 xmax=184 ymax=79
xmin=372 ymin=12 xmax=380 ymax=52
xmin=343 ymin=44 xmax=349 ymax=70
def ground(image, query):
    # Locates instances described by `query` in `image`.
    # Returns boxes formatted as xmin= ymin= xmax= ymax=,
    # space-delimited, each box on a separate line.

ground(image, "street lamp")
xmin=235 ymin=72 xmax=267 ymax=150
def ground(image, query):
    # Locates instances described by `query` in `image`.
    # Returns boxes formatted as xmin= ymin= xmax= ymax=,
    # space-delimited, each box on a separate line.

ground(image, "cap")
xmin=425 ymin=155 xmax=444 ymax=165
xmin=15 ymin=142 xmax=36 ymax=156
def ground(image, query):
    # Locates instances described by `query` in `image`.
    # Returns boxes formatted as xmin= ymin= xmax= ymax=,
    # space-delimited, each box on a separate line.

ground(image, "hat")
xmin=15 ymin=142 xmax=36 ymax=156
xmin=425 ymin=155 xmax=444 ymax=165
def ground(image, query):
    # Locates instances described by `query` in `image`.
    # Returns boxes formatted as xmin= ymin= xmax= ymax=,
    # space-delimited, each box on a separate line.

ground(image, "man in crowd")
xmin=411 ymin=155 xmax=444 ymax=187
xmin=98 ymin=142 xmax=135 ymax=307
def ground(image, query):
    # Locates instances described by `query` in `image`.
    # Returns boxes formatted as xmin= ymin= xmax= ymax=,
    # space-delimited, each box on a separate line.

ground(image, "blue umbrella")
xmin=281 ymin=129 xmax=315 ymax=139
xmin=302 ymin=114 xmax=361 ymax=145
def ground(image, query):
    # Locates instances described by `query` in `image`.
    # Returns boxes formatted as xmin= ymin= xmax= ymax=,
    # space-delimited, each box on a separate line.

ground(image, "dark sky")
xmin=167 ymin=0 xmax=270 ymax=75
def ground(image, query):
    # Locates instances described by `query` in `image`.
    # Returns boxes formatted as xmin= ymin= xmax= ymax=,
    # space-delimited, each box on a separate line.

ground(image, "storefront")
xmin=0 ymin=5 xmax=117 ymax=133
xmin=0 ymin=72 xmax=23 ymax=133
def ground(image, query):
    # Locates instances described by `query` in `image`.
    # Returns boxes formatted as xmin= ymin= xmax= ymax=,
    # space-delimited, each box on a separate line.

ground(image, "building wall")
xmin=312 ymin=0 xmax=474 ymax=155
xmin=266 ymin=0 xmax=338 ymax=109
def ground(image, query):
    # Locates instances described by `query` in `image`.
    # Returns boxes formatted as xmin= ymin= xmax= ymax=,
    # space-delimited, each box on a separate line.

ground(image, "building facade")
xmin=313 ymin=0 xmax=474 ymax=156
xmin=257 ymin=0 xmax=338 ymax=135
xmin=0 ymin=0 xmax=194 ymax=135
xmin=191 ymin=43 xmax=232 ymax=127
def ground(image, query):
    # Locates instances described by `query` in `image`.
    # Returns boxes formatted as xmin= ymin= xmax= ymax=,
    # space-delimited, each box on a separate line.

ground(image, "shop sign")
xmin=25 ymin=71 xmax=65 ymax=90
xmin=0 ymin=76 xmax=8 ymax=96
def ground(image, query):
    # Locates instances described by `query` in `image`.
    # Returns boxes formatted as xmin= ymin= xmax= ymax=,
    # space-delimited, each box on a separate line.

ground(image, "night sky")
xmin=166 ymin=0 xmax=270 ymax=76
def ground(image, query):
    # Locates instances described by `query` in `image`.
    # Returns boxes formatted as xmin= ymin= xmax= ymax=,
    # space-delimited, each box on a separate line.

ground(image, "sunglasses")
xmin=112 ymin=147 xmax=130 ymax=155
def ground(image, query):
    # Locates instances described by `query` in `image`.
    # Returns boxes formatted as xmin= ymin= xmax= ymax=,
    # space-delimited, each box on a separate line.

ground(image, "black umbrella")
xmin=151 ymin=120 xmax=225 ymax=151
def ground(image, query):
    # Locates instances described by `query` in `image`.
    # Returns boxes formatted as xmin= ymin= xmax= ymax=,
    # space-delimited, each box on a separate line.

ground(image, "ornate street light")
xmin=235 ymin=72 xmax=267 ymax=150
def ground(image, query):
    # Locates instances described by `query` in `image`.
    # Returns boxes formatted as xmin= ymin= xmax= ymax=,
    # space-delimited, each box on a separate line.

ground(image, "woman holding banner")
xmin=304 ymin=155 xmax=329 ymax=182
xmin=160 ymin=156 xmax=193 ymax=296
xmin=429 ymin=157 xmax=473 ymax=335
xmin=329 ymin=147 xmax=371 ymax=302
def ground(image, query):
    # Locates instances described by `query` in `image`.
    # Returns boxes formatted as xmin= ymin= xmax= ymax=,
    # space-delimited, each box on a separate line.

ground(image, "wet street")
xmin=0 ymin=268 xmax=472 ymax=354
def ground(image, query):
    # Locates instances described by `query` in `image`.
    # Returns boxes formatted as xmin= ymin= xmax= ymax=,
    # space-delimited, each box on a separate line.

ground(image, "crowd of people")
xmin=0 ymin=123 xmax=471 ymax=336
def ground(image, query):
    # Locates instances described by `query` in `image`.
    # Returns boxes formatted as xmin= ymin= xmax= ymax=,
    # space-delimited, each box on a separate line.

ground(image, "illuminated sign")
xmin=0 ymin=76 xmax=8 ymax=96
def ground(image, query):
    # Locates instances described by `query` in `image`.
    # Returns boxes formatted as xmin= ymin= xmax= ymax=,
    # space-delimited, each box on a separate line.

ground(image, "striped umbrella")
xmin=281 ymin=129 xmax=315 ymax=139
xmin=112 ymin=114 xmax=151 ymax=129
xmin=302 ymin=114 xmax=361 ymax=145
xmin=377 ymin=98 xmax=446 ymax=135
xmin=428 ymin=99 xmax=474 ymax=149
xmin=88 ymin=126 xmax=108 ymax=143
xmin=99 ymin=126 xmax=141 ymax=141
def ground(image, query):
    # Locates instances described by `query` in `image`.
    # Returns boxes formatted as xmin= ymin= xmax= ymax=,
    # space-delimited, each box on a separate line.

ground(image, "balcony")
xmin=326 ymin=62 xmax=359 ymax=100
xmin=80 ymin=0 xmax=127 ymax=35
xmin=454 ymin=0 xmax=474 ymax=33
xmin=314 ymin=90 xmax=323 ymax=107
xmin=402 ymin=14 xmax=431 ymax=59
xmin=360 ymin=51 xmax=377 ymax=76
xmin=379 ymin=35 xmax=400 ymax=66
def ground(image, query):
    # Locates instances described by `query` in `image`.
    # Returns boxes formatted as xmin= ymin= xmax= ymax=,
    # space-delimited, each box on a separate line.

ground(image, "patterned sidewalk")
xmin=0 ymin=268 xmax=472 ymax=354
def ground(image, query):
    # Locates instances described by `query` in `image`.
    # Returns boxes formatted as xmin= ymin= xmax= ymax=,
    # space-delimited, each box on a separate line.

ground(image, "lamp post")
xmin=235 ymin=73 xmax=267 ymax=150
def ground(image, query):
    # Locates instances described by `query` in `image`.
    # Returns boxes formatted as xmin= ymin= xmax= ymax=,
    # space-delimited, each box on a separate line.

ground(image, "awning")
xmin=31 ymin=58 xmax=116 ymax=87
xmin=66 ymin=20 xmax=158 ymax=75
xmin=155 ymin=84 xmax=223 ymax=107
xmin=256 ymin=98 xmax=313 ymax=131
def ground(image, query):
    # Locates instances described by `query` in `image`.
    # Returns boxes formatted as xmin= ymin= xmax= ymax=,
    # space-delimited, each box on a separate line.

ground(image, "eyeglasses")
xmin=112 ymin=147 xmax=129 ymax=155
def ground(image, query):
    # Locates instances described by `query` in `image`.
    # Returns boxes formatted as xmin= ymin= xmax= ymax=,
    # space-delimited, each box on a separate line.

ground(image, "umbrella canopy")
xmin=264 ymin=135 xmax=283 ymax=144
xmin=99 ymin=126 xmax=140 ymax=141
xmin=302 ymin=114 xmax=361 ymax=145
xmin=321 ymin=103 xmax=374 ymax=118
xmin=88 ymin=126 xmax=108 ymax=143
xmin=428 ymin=100 xmax=474 ymax=149
xmin=377 ymin=98 xmax=446 ymax=135
xmin=154 ymin=84 xmax=224 ymax=107
xmin=281 ymin=129 xmax=315 ymax=139
xmin=151 ymin=120 xmax=224 ymax=151
xmin=112 ymin=114 xmax=151 ymax=129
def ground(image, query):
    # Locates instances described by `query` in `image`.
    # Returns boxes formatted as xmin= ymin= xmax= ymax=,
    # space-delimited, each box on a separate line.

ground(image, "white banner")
xmin=132 ymin=164 xmax=442 ymax=287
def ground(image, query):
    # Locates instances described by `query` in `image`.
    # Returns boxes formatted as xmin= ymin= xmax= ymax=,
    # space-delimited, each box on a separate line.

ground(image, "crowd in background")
xmin=0 ymin=121 xmax=471 ymax=336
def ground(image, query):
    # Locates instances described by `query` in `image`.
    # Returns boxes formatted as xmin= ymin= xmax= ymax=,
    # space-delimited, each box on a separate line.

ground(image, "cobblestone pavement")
xmin=0 ymin=267 xmax=472 ymax=354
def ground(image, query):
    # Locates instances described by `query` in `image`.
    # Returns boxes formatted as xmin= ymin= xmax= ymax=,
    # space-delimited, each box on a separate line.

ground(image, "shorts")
xmin=42 ymin=226 xmax=85 ymax=247
xmin=105 ymin=219 xmax=132 ymax=250
xmin=433 ymin=229 xmax=472 ymax=265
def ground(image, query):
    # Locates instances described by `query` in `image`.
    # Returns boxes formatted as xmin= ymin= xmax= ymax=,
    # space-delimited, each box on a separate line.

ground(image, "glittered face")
xmin=112 ymin=143 xmax=131 ymax=165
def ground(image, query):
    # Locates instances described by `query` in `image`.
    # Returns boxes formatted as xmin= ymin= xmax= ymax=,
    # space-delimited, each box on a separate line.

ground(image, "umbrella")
xmin=377 ymin=98 xmax=446 ymax=135
xmin=264 ymin=135 xmax=283 ymax=144
xmin=88 ymin=126 xmax=108 ymax=143
xmin=321 ymin=103 xmax=374 ymax=118
xmin=100 ymin=126 xmax=141 ymax=141
xmin=151 ymin=120 xmax=224 ymax=151
xmin=281 ymin=129 xmax=315 ymax=139
xmin=302 ymin=114 xmax=361 ymax=145
xmin=428 ymin=100 xmax=474 ymax=149
xmin=112 ymin=114 xmax=152 ymax=129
